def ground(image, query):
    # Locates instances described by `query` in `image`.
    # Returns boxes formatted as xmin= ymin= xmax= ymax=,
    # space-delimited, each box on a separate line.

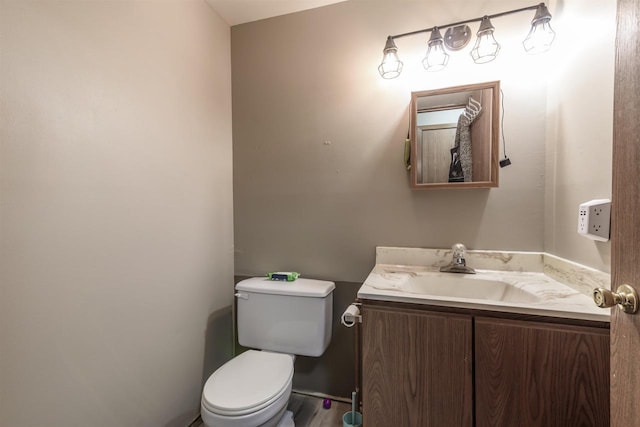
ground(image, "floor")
xmin=192 ymin=393 xmax=351 ymax=427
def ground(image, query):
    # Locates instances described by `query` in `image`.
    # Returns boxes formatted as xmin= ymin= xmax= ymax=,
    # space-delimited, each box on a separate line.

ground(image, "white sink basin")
xmin=400 ymin=274 xmax=541 ymax=304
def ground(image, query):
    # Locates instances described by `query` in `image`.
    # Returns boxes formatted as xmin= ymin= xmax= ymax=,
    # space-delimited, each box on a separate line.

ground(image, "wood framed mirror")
xmin=410 ymin=81 xmax=500 ymax=189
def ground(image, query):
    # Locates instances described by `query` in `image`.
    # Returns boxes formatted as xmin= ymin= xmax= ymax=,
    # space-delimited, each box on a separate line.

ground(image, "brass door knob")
xmin=593 ymin=285 xmax=638 ymax=314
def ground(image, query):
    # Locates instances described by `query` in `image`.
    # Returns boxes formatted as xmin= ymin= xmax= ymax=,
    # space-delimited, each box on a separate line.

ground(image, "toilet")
xmin=201 ymin=277 xmax=335 ymax=427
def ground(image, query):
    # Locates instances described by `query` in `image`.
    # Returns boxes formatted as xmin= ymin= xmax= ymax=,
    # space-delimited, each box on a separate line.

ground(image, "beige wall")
xmin=232 ymin=0 xmax=555 ymax=283
xmin=232 ymin=0 xmax=616 ymax=282
xmin=230 ymin=0 xmax=615 ymax=400
xmin=544 ymin=0 xmax=616 ymax=273
xmin=0 ymin=1 xmax=234 ymax=426
xmin=230 ymin=0 xmax=616 ymax=397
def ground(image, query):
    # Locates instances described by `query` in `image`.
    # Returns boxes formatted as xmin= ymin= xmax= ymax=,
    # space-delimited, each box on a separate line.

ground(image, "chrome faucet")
xmin=439 ymin=243 xmax=476 ymax=274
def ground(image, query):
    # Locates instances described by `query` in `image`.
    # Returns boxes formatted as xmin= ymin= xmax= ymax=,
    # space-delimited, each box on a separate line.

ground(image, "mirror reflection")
xmin=410 ymin=81 xmax=499 ymax=189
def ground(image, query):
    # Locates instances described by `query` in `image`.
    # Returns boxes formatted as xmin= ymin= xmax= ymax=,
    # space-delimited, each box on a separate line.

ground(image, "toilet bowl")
xmin=201 ymin=350 xmax=294 ymax=427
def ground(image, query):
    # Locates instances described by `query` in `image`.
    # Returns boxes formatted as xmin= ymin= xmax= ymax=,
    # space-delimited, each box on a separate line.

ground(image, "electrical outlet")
xmin=578 ymin=199 xmax=611 ymax=242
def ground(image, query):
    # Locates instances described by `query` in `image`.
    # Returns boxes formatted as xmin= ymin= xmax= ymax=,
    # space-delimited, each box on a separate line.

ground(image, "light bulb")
xmin=523 ymin=4 xmax=555 ymax=54
xmin=378 ymin=37 xmax=403 ymax=79
xmin=422 ymin=28 xmax=449 ymax=72
xmin=470 ymin=17 xmax=500 ymax=64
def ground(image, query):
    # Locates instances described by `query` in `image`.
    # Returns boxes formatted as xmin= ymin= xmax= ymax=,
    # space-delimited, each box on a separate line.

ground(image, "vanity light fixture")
xmin=378 ymin=2 xmax=555 ymax=79
xmin=470 ymin=17 xmax=500 ymax=64
xmin=523 ymin=3 xmax=556 ymax=54
xmin=378 ymin=36 xmax=403 ymax=79
xmin=422 ymin=27 xmax=450 ymax=71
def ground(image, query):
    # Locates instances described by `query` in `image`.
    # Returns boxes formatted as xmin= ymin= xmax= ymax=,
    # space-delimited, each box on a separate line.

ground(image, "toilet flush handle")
xmin=234 ymin=292 xmax=249 ymax=300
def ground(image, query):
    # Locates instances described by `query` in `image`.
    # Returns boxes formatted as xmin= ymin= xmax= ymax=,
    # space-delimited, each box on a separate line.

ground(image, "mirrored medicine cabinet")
xmin=409 ymin=81 xmax=500 ymax=189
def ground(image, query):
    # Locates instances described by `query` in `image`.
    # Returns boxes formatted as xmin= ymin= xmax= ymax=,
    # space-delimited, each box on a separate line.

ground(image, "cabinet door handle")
xmin=593 ymin=284 xmax=638 ymax=314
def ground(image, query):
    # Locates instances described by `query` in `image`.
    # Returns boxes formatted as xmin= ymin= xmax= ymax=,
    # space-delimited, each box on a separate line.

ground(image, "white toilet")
xmin=201 ymin=277 xmax=335 ymax=427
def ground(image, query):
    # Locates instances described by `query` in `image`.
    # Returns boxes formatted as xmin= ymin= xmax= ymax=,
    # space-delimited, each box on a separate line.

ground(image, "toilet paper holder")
xmin=341 ymin=303 xmax=362 ymax=327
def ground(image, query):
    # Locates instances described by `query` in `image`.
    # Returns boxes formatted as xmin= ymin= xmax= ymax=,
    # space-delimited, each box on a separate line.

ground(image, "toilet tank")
xmin=235 ymin=277 xmax=335 ymax=357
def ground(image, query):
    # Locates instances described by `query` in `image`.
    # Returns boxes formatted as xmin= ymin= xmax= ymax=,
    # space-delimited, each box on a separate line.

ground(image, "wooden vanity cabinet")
xmin=475 ymin=317 xmax=610 ymax=427
xmin=361 ymin=304 xmax=473 ymax=427
xmin=361 ymin=302 xmax=610 ymax=427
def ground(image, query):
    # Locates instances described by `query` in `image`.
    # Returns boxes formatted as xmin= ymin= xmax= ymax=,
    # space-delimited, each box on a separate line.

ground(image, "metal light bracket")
xmin=444 ymin=25 xmax=472 ymax=50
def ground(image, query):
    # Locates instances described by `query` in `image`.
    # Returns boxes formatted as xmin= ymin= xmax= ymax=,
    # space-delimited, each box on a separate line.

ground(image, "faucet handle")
xmin=440 ymin=243 xmax=475 ymax=273
xmin=452 ymin=243 xmax=467 ymax=258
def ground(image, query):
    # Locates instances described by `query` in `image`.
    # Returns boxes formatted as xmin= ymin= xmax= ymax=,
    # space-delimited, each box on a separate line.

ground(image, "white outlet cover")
xmin=578 ymin=199 xmax=611 ymax=242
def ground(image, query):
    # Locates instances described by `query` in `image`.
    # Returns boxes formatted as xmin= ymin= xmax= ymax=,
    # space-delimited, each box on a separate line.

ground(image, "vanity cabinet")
xmin=362 ymin=304 xmax=473 ymax=427
xmin=361 ymin=302 xmax=610 ymax=427
xmin=475 ymin=317 xmax=610 ymax=427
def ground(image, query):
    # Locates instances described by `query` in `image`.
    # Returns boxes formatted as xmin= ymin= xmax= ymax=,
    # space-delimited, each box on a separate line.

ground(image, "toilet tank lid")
xmin=236 ymin=277 xmax=335 ymax=297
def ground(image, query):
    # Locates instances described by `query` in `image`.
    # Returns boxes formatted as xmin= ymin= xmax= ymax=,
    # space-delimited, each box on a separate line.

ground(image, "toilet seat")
xmin=202 ymin=350 xmax=294 ymax=417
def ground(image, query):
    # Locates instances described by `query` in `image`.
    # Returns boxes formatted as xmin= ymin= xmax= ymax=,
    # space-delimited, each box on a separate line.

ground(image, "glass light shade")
xmin=470 ymin=17 xmax=500 ymax=64
xmin=378 ymin=37 xmax=403 ymax=79
xmin=422 ymin=28 xmax=449 ymax=72
xmin=523 ymin=4 xmax=555 ymax=54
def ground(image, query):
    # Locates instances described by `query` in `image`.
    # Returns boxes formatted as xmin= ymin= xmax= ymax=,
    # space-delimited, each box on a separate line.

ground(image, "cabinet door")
xmin=362 ymin=305 xmax=473 ymax=427
xmin=475 ymin=317 xmax=610 ymax=427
